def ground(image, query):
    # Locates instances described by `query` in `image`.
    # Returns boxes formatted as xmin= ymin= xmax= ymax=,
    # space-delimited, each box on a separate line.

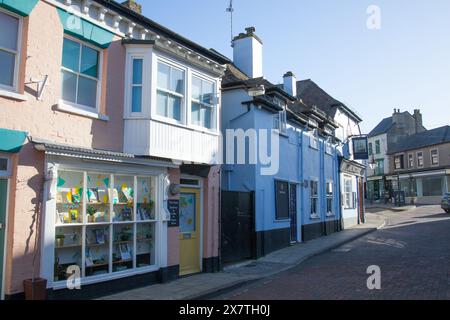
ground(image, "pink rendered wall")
xmin=0 ymin=1 xmax=126 ymax=295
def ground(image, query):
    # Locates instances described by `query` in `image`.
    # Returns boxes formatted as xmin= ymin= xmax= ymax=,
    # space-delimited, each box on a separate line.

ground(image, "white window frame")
xmin=0 ymin=154 xmax=11 ymax=178
xmin=430 ymin=149 xmax=439 ymax=166
xmin=343 ymin=176 xmax=354 ymax=210
xmin=60 ymin=35 xmax=103 ymax=115
xmin=417 ymin=151 xmax=424 ymax=168
xmin=310 ymin=178 xmax=319 ymax=218
xmin=154 ymin=58 xmax=186 ymax=125
xmin=326 ymin=180 xmax=334 ymax=216
xmin=274 ymin=109 xmax=287 ymax=135
xmin=0 ymin=7 xmax=23 ymax=94
xmin=129 ymin=56 xmax=145 ymax=116
xmin=190 ymin=72 xmax=217 ymax=131
xmin=408 ymin=153 xmax=414 ymax=168
xmin=394 ymin=154 xmax=404 ymax=170
xmin=309 ymin=130 xmax=319 ymax=150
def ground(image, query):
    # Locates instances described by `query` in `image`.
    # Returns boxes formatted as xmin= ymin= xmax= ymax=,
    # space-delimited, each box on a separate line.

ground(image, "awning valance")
xmin=56 ymin=8 xmax=114 ymax=49
xmin=0 ymin=0 xmax=39 ymax=16
xmin=0 ymin=128 xmax=27 ymax=153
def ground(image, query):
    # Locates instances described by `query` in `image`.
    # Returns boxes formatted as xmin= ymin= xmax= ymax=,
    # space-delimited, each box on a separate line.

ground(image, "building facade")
xmin=387 ymin=126 xmax=450 ymax=204
xmin=221 ymin=28 xmax=342 ymax=262
xmin=366 ymin=109 xmax=426 ymax=203
xmin=0 ymin=0 xmax=227 ymax=300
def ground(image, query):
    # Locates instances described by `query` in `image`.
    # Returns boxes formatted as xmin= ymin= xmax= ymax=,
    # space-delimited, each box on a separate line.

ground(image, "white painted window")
xmin=408 ymin=153 xmax=414 ymax=168
xmin=417 ymin=151 xmax=424 ymax=167
xmin=130 ymin=58 xmax=143 ymax=113
xmin=273 ymin=110 xmax=287 ymax=134
xmin=156 ymin=61 xmax=184 ymax=122
xmin=344 ymin=176 xmax=354 ymax=209
xmin=191 ymin=75 xmax=216 ymax=129
xmin=310 ymin=179 xmax=319 ymax=217
xmin=326 ymin=181 xmax=333 ymax=215
xmin=61 ymin=37 xmax=102 ymax=112
xmin=0 ymin=8 xmax=21 ymax=92
xmin=0 ymin=155 xmax=11 ymax=177
xmin=431 ymin=149 xmax=439 ymax=166
xmin=309 ymin=130 xmax=319 ymax=149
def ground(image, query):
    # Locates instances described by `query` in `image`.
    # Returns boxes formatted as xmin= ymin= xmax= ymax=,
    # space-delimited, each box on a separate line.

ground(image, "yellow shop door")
xmin=179 ymin=188 xmax=201 ymax=276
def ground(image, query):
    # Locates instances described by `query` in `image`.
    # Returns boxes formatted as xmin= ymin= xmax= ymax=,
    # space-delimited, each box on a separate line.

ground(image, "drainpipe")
xmin=299 ymin=127 xmax=304 ymax=242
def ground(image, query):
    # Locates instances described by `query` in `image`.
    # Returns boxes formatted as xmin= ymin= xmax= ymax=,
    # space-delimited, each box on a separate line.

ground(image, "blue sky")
xmin=142 ymin=0 xmax=450 ymax=133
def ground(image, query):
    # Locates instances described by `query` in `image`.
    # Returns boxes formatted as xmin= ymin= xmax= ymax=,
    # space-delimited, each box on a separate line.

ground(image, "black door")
xmin=289 ymin=184 xmax=298 ymax=242
xmin=221 ymin=191 xmax=254 ymax=264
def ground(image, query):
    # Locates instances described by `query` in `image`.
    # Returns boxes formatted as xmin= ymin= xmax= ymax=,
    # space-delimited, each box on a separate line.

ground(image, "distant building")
xmin=387 ymin=125 xmax=450 ymax=204
xmin=366 ymin=109 xmax=426 ymax=202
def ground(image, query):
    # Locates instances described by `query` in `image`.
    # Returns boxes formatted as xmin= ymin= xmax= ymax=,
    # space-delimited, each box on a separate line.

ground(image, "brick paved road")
xmin=213 ymin=206 xmax=450 ymax=300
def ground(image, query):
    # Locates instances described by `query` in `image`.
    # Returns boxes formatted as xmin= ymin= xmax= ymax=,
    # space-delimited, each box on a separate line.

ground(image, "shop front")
xmin=340 ymin=158 xmax=366 ymax=229
xmin=34 ymin=140 xmax=178 ymax=298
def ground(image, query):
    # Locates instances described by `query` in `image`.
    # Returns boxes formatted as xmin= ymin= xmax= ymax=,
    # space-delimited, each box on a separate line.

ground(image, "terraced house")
xmin=0 ymin=0 xmax=228 ymax=300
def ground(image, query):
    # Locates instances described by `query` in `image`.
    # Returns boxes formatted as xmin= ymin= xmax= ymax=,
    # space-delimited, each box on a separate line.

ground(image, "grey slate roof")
xmin=296 ymin=80 xmax=362 ymax=122
xmin=388 ymin=126 xmax=450 ymax=154
xmin=368 ymin=117 xmax=394 ymax=137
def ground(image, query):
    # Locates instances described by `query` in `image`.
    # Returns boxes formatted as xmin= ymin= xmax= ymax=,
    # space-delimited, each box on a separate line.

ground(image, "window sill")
xmin=57 ymin=101 xmax=109 ymax=121
xmin=310 ymin=214 xmax=320 ymax=220
xmin=326 ymin=212 xmax=335 ymax=217
xmin=0 ymin=88 xmax=28 ymax=101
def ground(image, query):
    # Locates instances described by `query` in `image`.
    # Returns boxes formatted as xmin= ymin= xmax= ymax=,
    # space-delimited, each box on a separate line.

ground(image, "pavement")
xmin=98 ymin=212 xmax=386 ymax=300
xmin=213 ymin=205 xmax=450 ymax=300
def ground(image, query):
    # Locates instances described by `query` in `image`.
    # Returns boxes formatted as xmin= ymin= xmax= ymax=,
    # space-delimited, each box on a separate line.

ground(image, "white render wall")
xmin=233 ymin=36 xmax=263 ymax=78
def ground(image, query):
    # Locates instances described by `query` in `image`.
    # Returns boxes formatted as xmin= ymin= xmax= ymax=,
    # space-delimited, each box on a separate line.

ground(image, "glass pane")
xmin=112 ymin=175 xmax=134 ymax=222
xmin=191 ymin=76 xmax=201 ymax=100
xmin=157 ymin=62 xmax=170 ymax=89
xmin=156 ymin=91 xmax=167 ymax=117
xmin=137 ymin=177 xmax=156 ymax=221
xmin=171 ymin=68 xmax=184 ymax=94
xmin=80 ymin=45 xmax=99 ymax=78
xmin=202 ymin=81 xmax=214 ymax=105
xmin=132 ymin=59 xmax=143 ymax=85
xmin=180 ymin=193 xmax=196 ymax=233
xmin=85 ymin=225 xmax=110 ymax=277
xmin=168 ymin=95 xmax=181 ymax=121
xmin=62 ymin=38 xmax=80 ymax=72
xmin=86 ymin=173 xmax=110 ymax=224
xmin=0 ymin=50 xmax=15 ymax=87
xmin=200 ymin=106 xmax=211 ymax=129
xmin=56 ymin=171 xmax=84 ymax=225
xmin=191 ymin=102 xmax=200 ymax=126
xmin=136 ymin=223 xmax=155 ymax=268
xmin=113 ymin=224 xmax=134 ymax=272
xmin=54 ymin=226 xmax=82 ymax=282
xmin=77 ymin=76 xmax=97 ymax=109
xmin=61 ymin=70 xmax=77 ymax=103
xmin=0 ymin=11 xmax=18 ymax=51
xmin=131 ymin=86 xmax=142 ymax=113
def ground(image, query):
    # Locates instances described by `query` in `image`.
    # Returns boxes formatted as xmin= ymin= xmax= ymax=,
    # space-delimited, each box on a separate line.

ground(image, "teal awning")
xmin=0 ymin=0 xmax=39 ymax=16
xmin=57 ymin=8 xmax=114 ymax=49
xmin=0 ymin=128 xmax=27 ymax=153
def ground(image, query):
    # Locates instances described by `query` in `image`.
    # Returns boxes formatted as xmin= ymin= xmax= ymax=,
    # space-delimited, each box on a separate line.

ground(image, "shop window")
xmin=0 ymin=9 xmax=21 ymax=91
xmin=275 ymin=180 xmax=289 ymax=220
xmin=344 ymin=177 xmax=354 ymax=209
xmin=422 ymin=177 xmax=443 ymax=197
xmin=191 ymin=75 xmax=216 ymax=129
xmin=310 ymin=179 xmax=319 ymax=217
xmin=61 ymin=37 xmax=101 ymax=111
xmin=431 ymin=149 xmax=439 ymax=166
xmin=156 ymin=61 xmax=184 ymax=121
xmin=326 ymin=181 xmax=333 ymax=216
xmin=417 ymin=151 xmax=424 ymax=167
xmin=54 ymin=170 xmax=157 ymax=284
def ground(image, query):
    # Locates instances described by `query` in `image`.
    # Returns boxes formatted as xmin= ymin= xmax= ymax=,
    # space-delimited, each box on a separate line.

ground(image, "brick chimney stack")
xmin=121 ymin=0 xmax=142 ymax=14
xmin=413 ymin=109 xmax=425 ymax=133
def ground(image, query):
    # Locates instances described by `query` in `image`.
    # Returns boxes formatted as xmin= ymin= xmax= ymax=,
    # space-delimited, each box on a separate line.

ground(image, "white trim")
xmin=1 ymin=178 xmax=10 ymax=300
xmin=0 ymin=88 xmax=27 ymax=101
xmin=57 ymin=100 xmax=109 ymax=121
xmin=408 ymin=153 xmax=414 ymax=169
xmin=0 ymin=7 xmax=23 ymax=94
xmin=309 ymin=176 xmax=319 ymax=218
xmin=430 ymin=148 xmax=439 ymax=166
xmin=416 ymin=151 xmax=424 ymax=168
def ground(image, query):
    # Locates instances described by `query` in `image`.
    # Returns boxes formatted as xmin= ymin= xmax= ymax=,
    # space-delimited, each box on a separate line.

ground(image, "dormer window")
xmin=156 ymin=61 xmax=184 ymax=121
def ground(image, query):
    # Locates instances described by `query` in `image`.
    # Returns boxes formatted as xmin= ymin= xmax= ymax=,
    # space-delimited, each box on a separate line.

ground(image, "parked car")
xmin=442 ymin=193 xmax=450 ymax=213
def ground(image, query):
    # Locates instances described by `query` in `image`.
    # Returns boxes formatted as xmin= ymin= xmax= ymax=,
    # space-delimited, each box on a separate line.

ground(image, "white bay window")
xmin=191 ymin=75 xmax=216 ymax=129
xmin=156 ymin=61 xmax=184 ymax=121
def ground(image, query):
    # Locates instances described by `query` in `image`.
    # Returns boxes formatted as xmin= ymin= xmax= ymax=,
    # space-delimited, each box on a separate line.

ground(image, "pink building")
xmin=0 ymin=0 xmax=227 ymax=299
